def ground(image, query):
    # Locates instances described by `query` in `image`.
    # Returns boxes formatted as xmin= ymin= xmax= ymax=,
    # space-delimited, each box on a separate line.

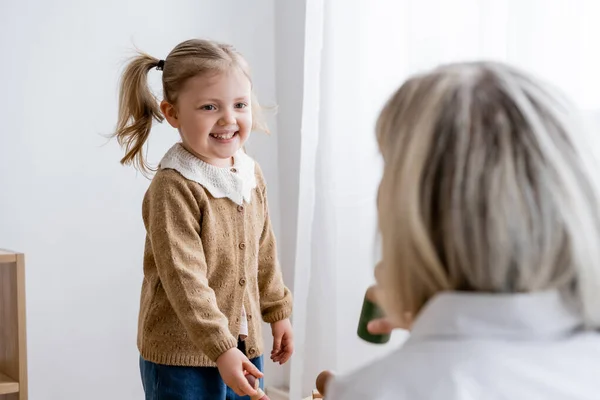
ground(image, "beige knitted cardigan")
xmin=137 ymin=145 xmax=293 ymax=367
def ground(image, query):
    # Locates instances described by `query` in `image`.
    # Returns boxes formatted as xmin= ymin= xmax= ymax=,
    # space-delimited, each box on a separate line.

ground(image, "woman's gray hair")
xmin=376 ymin=61 xmax=600 ymax=328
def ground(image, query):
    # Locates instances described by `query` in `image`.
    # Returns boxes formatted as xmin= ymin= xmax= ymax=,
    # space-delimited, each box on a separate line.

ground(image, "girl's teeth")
xmin=211 ymin=133 xmax=235 ymax=139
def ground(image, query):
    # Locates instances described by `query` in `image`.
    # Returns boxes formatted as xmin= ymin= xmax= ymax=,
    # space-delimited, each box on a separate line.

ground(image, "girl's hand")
xmin=270 ymin=318 xmax=294 ymax=364
xmin=216 ymin=347 xmax=263 ymax=396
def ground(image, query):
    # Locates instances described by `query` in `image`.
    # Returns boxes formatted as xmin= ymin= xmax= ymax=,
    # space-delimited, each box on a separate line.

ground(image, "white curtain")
xmin=288 ymin=1 xmax=600 ymax=398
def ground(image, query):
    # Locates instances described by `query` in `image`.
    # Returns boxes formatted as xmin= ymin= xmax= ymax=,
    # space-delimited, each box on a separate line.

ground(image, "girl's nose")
xmin=218 ymin=113 xmax=236 ymax=126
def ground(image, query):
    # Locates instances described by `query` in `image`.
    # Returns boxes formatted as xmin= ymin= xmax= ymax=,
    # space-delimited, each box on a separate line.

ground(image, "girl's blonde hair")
xmin=113 ymin=38 xmax=268 ymax=175
xmin=376 ymin=61 xmax=600 ymax=328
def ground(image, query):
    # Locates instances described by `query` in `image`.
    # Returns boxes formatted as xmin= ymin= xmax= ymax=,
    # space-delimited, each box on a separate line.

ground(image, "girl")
xmin=327 ymin=61 xmax=600 ymax=399
xmin=113 ymin=38 xmax=294 ymax=399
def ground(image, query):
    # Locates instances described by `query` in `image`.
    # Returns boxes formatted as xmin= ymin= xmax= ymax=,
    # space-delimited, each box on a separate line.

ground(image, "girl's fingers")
xmin=242 ymin=359 xmax=263 ymax=379
xmin=235 ymin=372 xmax=257 ymax=397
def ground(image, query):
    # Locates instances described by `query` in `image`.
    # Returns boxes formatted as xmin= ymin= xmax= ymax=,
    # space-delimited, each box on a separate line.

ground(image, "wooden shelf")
xmin=0 ymin=250 xmax=17 ymax=263
xmin=0 ymin=250 xmax=27 ymax=399
xmin=0 ymin=371 xmax=19 ymax=395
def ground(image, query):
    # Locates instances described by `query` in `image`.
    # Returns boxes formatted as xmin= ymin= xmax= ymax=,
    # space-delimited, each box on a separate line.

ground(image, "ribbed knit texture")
xmin=137 ymin=147 xmax=293 ymax=367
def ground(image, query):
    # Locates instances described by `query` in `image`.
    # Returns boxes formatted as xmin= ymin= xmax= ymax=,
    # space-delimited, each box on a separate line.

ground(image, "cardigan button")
xmin=239 ymin=278 xmax=246 ymax=286
xmin=239 ymin=243 xmax=246 ymax=250
xmin=230 ymin=167 xmax=238 ymax=173
xmin=237 ymin=205 xmax=244 ymax=212
xmin=248 ymin=347 xmax=256 ymax=355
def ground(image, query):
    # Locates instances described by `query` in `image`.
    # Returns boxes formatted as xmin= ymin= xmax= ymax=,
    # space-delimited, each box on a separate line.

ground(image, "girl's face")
xmin=162 ymin=68 xmax=253 ymax=167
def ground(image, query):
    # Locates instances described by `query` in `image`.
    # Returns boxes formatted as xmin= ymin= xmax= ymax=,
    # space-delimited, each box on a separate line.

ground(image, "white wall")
xmin=274 ymin=0 xmax=305 ymax=289
xmin=0 ymin=1 xmax=285 ymax=399
xmin=271 ymin=0 xmax=307 ymax=391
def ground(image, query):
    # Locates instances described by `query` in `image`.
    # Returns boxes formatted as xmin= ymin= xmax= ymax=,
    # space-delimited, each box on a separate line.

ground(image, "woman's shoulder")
xmin=327 ymin=332 xmax=600 ymax=400
xmin=325 ymin=346 xmax=415 ymax=400
xmin=326 ymin=338 xmax=480 ymax=399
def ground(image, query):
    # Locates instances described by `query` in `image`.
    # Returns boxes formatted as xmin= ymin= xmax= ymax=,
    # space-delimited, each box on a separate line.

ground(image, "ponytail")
xmin=113 ymin=39 xmax=269 ymax=176
xmin=114 ymin=52 xmax=164 ymax=175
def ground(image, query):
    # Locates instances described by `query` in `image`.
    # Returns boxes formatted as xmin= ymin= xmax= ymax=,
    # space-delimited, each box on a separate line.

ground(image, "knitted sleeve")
xmin=143 ymin=170 xmax=238 ymax=361
xmin=256 ymin=169 xmax=294 ymax=323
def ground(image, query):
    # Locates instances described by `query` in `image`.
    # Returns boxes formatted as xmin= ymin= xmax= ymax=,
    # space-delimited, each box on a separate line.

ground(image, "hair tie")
xmin=156 ymin=60 xmax=165 ymax=71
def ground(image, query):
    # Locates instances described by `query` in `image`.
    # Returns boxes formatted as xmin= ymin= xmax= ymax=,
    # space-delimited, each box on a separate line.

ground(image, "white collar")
xmin=159 ymin=143 xmax=257 ymax=205
xmin=409 ymin=290 xmax=583 ymax=341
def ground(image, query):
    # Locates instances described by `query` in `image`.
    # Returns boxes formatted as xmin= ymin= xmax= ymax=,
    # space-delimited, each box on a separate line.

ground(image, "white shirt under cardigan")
xmin=159 ymin=143 xmax=256 ymax=339
xmin=327 ymin=290 xmax=600 ymax=400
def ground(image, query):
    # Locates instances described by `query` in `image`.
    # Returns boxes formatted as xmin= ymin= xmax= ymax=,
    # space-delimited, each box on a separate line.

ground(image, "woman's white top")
xmin=327 ymin=290 xmax=600 ymax=400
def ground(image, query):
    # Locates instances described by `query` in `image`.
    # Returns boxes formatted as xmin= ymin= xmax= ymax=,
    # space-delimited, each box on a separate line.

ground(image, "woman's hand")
xmin=369 ymin=262 xmax=412 ymax=335
xmin=367 ymin=312 xmax=412 ymax=335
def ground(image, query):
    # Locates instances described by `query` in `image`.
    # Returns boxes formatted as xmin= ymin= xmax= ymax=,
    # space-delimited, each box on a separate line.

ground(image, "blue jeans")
xmin=139 ymin=342 xmax=264 ymax=400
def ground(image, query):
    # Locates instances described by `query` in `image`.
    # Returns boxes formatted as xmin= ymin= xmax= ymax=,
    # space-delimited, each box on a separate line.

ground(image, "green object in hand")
xmin=357 ymin=287 xmax=391 ymax=344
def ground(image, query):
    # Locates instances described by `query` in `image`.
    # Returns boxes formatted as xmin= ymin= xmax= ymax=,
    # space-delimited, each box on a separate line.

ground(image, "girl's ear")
xmin=161 ymin=100 xmax=180 ymax=128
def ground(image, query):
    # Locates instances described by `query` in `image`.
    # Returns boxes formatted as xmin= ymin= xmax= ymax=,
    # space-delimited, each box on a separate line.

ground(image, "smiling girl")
xmin=112 ymin=38 xmax=293 ymax=400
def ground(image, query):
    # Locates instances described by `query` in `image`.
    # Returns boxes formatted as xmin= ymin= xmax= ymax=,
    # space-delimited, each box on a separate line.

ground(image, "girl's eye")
xmin=201 ymin=105 xmax=216 ymax=111
xmin=235 ymin=103 xmax=248 ymax=109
